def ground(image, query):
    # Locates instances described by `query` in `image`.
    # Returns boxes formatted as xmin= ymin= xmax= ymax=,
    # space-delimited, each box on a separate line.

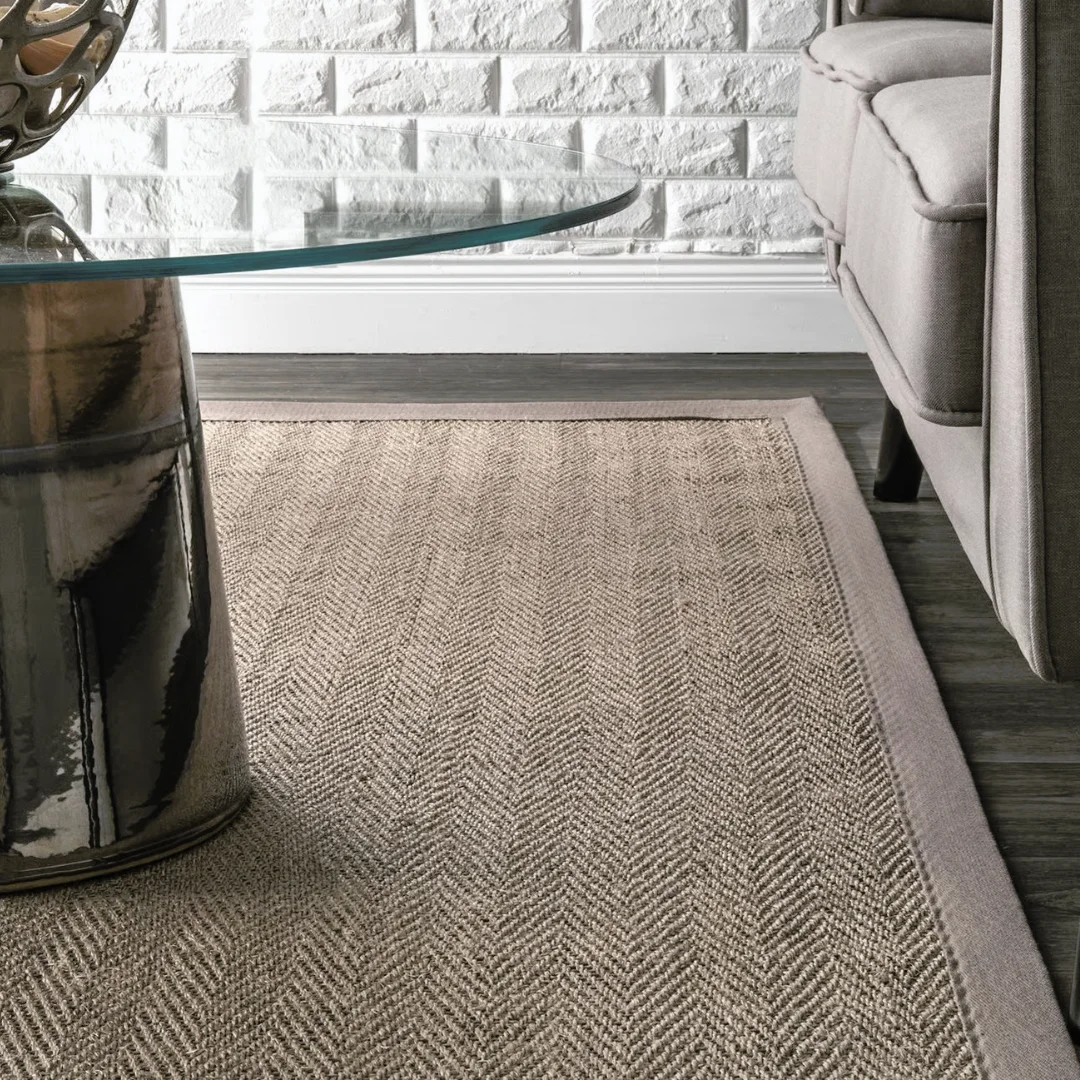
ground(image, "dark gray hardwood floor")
xmin=195 ymin=351 xmax=1080 ymax=1018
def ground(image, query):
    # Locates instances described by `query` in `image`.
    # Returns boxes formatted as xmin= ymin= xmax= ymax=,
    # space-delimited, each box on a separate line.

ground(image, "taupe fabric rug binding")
xmin=1 ymin=399 xmax=1073 ymax=1079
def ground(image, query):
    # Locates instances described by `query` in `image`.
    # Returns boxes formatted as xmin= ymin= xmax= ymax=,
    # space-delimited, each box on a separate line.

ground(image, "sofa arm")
xmin=848 ymin=0 xmax=992 ymax=18
xmin=986 ymin=0 xmax=1080 ymax=679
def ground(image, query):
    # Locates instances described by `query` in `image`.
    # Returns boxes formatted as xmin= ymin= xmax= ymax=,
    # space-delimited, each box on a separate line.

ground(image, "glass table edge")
xmin=0 ymin=178 xmax=642 ymax=285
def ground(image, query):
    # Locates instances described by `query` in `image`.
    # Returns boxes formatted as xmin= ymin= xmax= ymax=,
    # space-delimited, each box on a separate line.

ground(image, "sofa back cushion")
xmin=849 ymin=0 xmax=992 ymax=19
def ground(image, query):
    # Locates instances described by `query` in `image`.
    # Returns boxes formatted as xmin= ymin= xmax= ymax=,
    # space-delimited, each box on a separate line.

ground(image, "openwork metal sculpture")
xmin=0 ymin=0 xmax=137 ymax=171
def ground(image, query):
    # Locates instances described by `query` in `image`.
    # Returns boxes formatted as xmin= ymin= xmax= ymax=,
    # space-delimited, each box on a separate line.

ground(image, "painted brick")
xmin=124 ymin=0 xmax=164 ymax=50
xmin=668 ymin=54 xmax=802 ymax=115
xmin=15 ymin=174 xmax=91 ymax=231
xmin=337 ymin=177 xmax=497 ymax=213
xmin=169 ymin=116 xmax=416 ymax=174
xmin=258 ymin=54 xmax=335 ymax=115
xmin=171 ymin=0 xmax=253 ymax=51
xmin=665 ymin=179 xmax=816 ymax=240
xmin=587 ymin=181 xmax=664 ymax=238
xmin=338 ymin=56 xmax=496 ymax=114
xmin=505 ymin=236 xmax=683 ymax=255
xmin=90 ymin=54 xmax=246 ymax=114
xmin=689 ymin=238 xmax=758 ymax=253
xmin=503 ymin=56 xmax=662 ymax=115
xmin=169 ymin=237 xmax=258 ymax=256
xmin=748 ymin=118 xmax=795 ymax=178
xmin=93 ymin=175 xmax=248 ymax=235
xmin=262 ymin=121 xmax=415 ymax=173
xmin=417 ymin=119 xmax=577 ymax=173
xmin=502 ymin=179 xmax=663 ymax=238
xmin=88 ymin=238 xmax=170 ymax=259
xmin=760 ymin=235 xmax=824 ymax=254
xmin=417 ymin=118 xmax=576 ymax=146
xmin=584 ymin=119 xmax=744 ymax=178
xmin=168 ymin=118 xmax=251 ymax=172
xmin=260 ymin=0 xmax=412 ymax=51
xmin=24 ymin=116 xmax=166 ymax=174
xmin=256 ymin=177 xmax=337 ymax=237
xmin=424 ymin=0 xmax=573 ymax=51
xmin=748 ymin=0 xmax=824 ymax=50
xmin=17 ymin=1 xmax=823 ymax=257
xmin=588 ymin=0 xmax=741 ymax=51
xmin=501 ymin=239 xmax=570 ymax=254
xmin=335 ymin=177 xmax=498 ymax=239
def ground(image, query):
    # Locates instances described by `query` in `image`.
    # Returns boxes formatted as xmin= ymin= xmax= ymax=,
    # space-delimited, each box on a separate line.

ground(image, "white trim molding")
xmin=181 ymin=255 xmax=863 ymax=354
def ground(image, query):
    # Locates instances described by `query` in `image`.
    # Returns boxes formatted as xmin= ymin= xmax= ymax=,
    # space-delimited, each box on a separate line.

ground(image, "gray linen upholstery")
xmin=983 ymin=0 xmax=1080 ymax=680
xmin=850 ymin=0 xmax=993 ymax=19
xmin=843 ymin=76 xmax=989 ymax=422
xmin=793 ymin=20 xmax=992 ymax=245
xmin=810 ymin=21 xmax=992 ymax=86
xmin=828 ymin=0 xmax=866 ymax=24
xmin=805 ymin=0 xmax=1080 ymax=682
xmin=873 ymin=77 xmax=988 ymax=204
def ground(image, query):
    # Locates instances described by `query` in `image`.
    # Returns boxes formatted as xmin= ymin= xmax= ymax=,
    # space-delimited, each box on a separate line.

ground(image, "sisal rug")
xmin=0 ymin=399 xmax=1074 ymax=1080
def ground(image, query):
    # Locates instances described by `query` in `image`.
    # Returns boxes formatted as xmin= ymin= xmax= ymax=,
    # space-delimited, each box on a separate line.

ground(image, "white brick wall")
xmin=22 ymin=0 xmax=826 ymax=257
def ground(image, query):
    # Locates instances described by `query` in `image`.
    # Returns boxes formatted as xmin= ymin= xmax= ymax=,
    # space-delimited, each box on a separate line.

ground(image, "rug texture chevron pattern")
xmin=0 ymin=399 xmax=1074 ymax=1080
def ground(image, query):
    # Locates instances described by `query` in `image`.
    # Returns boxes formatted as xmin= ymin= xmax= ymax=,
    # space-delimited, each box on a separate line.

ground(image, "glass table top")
xmin=0 ymin=120 xmax=639 ymax=284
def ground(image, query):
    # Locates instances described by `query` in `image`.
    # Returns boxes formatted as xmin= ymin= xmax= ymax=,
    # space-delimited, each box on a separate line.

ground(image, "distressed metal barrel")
xmin=0 ymin=273 xmax=250 ymax=890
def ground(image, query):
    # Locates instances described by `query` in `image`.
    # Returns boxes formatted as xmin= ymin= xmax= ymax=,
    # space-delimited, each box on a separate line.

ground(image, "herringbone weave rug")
xmin=0 ymin=402 xmax=1072 ymax=1079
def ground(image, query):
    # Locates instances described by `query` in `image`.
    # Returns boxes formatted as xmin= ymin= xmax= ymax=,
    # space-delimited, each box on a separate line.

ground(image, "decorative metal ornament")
xmin=0 ymin=179 xmax=96 ymax=261
xmin=0 ymin=0 xmax=137 ymax=172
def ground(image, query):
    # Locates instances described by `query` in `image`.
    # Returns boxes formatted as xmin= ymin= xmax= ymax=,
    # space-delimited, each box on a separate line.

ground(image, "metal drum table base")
xmin=0 ymin=276 xmax=250 ymax=891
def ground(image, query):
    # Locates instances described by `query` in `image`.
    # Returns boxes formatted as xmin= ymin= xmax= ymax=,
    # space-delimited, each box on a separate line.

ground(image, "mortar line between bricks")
xmin=412 ymin=0 xmax=428 ymax=53
xmin=243 ymin=49 xmax=254 ymax=126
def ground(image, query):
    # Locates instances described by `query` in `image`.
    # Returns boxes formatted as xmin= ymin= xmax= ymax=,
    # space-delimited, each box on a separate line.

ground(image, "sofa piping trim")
xmin=839 ymin=261 xmax=983 ymax=426
xmin=801 ymin=46 xmax=885 ymax=94
xmin=856 ymin=94 xmax=988 ymax=223
xmin=795 ymin=183 xmax=846 ymax=244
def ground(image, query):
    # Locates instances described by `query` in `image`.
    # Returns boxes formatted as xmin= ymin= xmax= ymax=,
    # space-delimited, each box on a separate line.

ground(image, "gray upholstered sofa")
xmin=795 ymin=0 xmax=1080 ymax=684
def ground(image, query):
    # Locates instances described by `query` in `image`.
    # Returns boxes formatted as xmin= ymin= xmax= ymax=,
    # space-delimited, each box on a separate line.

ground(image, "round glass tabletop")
xmin=0 ymin=120 xmax=639 ymax=284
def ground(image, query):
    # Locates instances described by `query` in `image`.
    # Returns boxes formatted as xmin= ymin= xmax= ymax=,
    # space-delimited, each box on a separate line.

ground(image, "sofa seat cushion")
xmin=793 ymin=20 xmax=992 ymax=245
xmin=841 ymin=75 xmax=990 ymax=425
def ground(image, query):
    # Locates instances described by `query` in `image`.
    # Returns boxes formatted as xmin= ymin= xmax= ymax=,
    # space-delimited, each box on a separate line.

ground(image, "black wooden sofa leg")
xmin=873 ymin=399 xmax=924 ymax=502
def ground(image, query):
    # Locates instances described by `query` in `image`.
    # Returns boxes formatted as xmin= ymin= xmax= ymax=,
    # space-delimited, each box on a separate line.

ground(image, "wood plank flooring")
xmin=196 ymin=351 xmax=1080 ymax=1020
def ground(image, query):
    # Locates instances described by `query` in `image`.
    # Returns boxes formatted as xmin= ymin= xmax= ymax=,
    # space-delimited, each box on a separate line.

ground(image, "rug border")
xmin=781 ymin=400 xmax=1078 ymax=1080
xmin=203 ymin=396 xmax=1079 ymax=1078
xmin=200 ymin=399 xmax=813 ymax=423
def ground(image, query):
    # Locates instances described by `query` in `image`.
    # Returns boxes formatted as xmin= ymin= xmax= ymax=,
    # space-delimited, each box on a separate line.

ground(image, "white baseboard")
xmin=180 ymin=255 xmax=864 ymax=355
